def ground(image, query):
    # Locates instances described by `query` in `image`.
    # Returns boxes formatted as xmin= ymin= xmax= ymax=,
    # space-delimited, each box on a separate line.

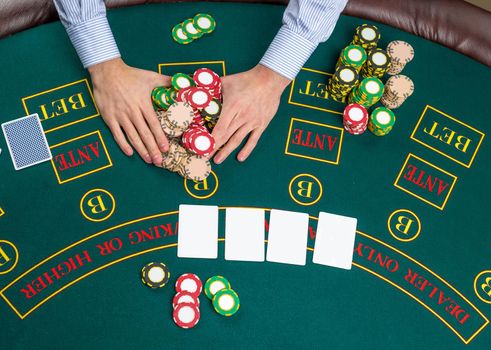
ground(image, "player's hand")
xmin=88 ymin=58 xmax=170 ymax=165
xmin=212 ymin=64 xmax=291 ymax=164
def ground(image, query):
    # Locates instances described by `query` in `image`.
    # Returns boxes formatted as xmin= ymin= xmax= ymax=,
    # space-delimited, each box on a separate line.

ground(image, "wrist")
xmin=254 ymin=64 xmax=291 ymax=94
xmin=88 ymin=57 xmax=125 ymax=79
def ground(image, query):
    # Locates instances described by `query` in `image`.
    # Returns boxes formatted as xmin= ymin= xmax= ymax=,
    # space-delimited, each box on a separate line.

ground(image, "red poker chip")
xmin=189 ymin=132 xmax=215 ymax=157
xmin=188 ymin=87 xmax=212 ymax=109
xmin=175 ymin=273 xmax=203 ymax=296
xmin=343 ymin=103 xmax=368 ymax=127
xmin=176 ymin=87 xmax=192 ymax=103
xmin=172 ymin=291 xmax=200 ymax=309
xmin=193 ymin=68 xmax=221 ymax=89
xmin=173 ymin=302 xmax=200 ymax=329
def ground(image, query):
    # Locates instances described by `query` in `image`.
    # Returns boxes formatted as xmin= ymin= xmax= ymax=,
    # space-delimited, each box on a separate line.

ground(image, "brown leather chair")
xmin=1 ymin=0 xmax=490 ymax=67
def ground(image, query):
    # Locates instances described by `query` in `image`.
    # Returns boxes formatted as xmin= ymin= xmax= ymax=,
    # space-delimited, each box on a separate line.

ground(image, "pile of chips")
xmin=360 ymin=48 xmax=391 ymax=78
xmin=172 ymin=13 xmax=216 ymax=45
xmin=204 ymin=276 xmax=240 ymax=317
xmin=368 ymin=107 xmax=396 ymax=136
xmin=151 ymin=68 xmax=223 ymax=181
xmin=348 ymin=77 xmax=384 ymax=108
xmin=380 ymin=75 xmax=414 ymax=109
xmin=343 ymin=103 xmax=369 ymax=135
xmin=141 ymin=262 xmax=170 ymax=289
xmin=327 ymin=65 xmax=359 ymax=102
xmin=173 ymin=273 xmax=203 ymax=329
xmin=352 ymin=24 xmax=380 ymax=52
xmin=335 ymin=45 xmax=367 ymax=72
xmin=386 ymin=40 xmax=415 ymax=75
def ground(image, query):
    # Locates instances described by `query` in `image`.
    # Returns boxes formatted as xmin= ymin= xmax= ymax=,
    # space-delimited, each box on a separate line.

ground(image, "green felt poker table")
xmin=0 ymin=1 xmax=490 ymax=349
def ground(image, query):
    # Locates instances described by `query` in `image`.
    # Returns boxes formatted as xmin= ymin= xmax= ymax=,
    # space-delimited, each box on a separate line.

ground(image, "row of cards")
xmin=178 ymin=205 xmax=357 ymax=269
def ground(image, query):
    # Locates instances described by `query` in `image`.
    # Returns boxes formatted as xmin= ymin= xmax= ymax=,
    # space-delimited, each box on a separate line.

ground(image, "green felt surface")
xmin=0 ymin=2 xmax=490 ymax=349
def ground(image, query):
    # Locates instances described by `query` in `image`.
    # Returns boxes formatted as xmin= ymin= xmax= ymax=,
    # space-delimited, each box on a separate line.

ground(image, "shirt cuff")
xmin=259 ymin=25 xmax=318 ymax=80
xmin=66 ymin=16 xmax=121 ymax=68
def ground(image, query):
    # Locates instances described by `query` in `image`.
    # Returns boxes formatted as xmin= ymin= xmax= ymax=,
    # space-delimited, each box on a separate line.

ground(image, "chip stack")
xmin=348 ymin=77 xmax=384 ymax=108
xmin=151 ymin=68 xmax=223 ymax=181
xmin=380 ymin=75 xmax=414 ymax=109
xmin=360 ymin=48 xmax=391 ymax=78
xmin=343 ymin=103 xmax=369 ymax=135
xmin=368 ymin=107 xmax=396 ymax=136
xmin=141 ymin=262 xmax=170 ymax=289
xmin=352 ymin=24 xmax=380 ymax=52
xmin=386 ymin=41 xmax=414 ymax=75
xmin=172 ymin=13 xmax=216 ymax=45
xmin=327 ymin=65 xmax=359 ymax=102
xmin=335 ymin=45 xmax=367 ymax=72
xmin=204 ymin=276 xmax=240 ymax=317
xmin=173 ymin=273 xmax=202 ymax=329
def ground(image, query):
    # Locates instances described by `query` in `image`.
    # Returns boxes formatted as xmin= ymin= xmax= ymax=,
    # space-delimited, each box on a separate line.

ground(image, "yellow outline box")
xmin=410 ymin=105 xmax=485 ymax=168
xmin=158 ymin=60 xmax=226 ymax=76
xmin=21 ymin=79 xmax=100 ymax=134
xmin=288 ymin=67 xmax=343 ymax=116
xmin=50 ymin=130 xmax=113 ymax=184
xmin=394 ymin=153 xmax=457 ymax=210
xmin=284 ymin=117 xmax=344 ymax=165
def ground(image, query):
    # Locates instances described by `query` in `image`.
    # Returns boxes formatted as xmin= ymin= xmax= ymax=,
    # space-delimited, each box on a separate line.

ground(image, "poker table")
xmin=1 ymin=2 xmax=490 ymax=349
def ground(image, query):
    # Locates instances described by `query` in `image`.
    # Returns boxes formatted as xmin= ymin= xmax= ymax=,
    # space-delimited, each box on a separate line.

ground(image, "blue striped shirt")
xmin=53 ymin=0 xmax=347 ymax=79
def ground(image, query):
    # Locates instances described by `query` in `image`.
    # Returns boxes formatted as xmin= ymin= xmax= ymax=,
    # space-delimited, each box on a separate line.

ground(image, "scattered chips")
xmin=173 ymin=302 xmax=200 ymax=329
xmin=175 ymin=273 xmax=203 ymax=297
xmin=172 ymin=13 xmax=216 ymax=45
xmin=141 ymin=262 xmax=170 ymax=289
xmin=212 ymin=288 xmax=240 ymax=317
xmin=173 ymin=291 xmax=200 ymax=309
xmin=204 ymin=276 xmax=231 ymax=300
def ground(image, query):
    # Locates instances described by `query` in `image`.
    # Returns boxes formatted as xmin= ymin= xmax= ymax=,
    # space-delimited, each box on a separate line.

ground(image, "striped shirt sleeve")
xmin=53 ymin=0 xmax=121 ymax=68
xmin=260 ymin=0 xmax=348 ymax=80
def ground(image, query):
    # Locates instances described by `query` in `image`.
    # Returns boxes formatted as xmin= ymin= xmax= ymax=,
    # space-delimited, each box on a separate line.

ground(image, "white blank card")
xmin=266 ymin=209 xmax=309 ymax=266
xmin=313 ymin=212 xmax=357 ymax=269
xmin=178 ymin=204 xmax=218 ymax=259
xmin=225 ymin=208 xmax=265 ymax=261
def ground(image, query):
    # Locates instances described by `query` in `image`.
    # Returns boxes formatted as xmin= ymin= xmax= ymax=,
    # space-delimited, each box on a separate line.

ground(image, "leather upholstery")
xmin=0 ymin=0 xmax=490 ymax=67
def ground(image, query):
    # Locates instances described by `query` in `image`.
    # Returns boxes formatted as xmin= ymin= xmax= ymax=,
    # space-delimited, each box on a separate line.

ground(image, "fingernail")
xmin=160 ymin=144 xmax=168 ymax=152
xmin=152 ymin=154 xmax=162 ymax=164
xmin=214 ymin=156 xmax=222 ymax=164
xmin=144 ymin=154 xmax=152 ymax=163
xmin=238 ymin=155 xmax=245 ymax=162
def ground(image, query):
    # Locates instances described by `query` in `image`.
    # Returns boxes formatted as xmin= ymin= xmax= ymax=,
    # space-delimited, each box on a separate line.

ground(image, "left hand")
xmin=212 ymin=64 xmax=291 ymax=164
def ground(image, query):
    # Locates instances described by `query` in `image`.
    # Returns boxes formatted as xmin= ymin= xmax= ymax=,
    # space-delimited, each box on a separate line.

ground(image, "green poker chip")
xmin=212 ymin=288 xmax=240 ymax=316
xmin=182 ymin=19 xmax=202 ymax=40
xmin=204 ymin=276 xmax=231 ymax=300
xmin=171 ymin=73 xmax=195 ymax=90
xmin=172 ymin=23 xmax=193 ymax=44
xmin=193 ymin=13 xmax=216 ymax=34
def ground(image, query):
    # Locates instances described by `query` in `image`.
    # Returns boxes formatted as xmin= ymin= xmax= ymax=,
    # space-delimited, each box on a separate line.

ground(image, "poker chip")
xmin=348 ymin=77 xmax=384 ymax=108
xmin=188 ymin=87 xmax=212 ymax=109
xmin=172 ymin=73 xmax=195 ymax=91
xmin=204 ymin=276 xmax=231 ymax=300
xmin=141 ymin=262 xmax=170 ymax=288
xmin=360 ymin=48 xmax=391 ymax=79
xmin=173 ymin=302 xmax=200 ymax=329
xmin=166 ymin=102 xmax=195 ymax=128
xmin=202 ymin=99 xmax=222 ymax=118
xmin=386 ymin=41 xmax=414 ymax=75
xmin=172 ymin=14 xmax=216 ymax=45
xmin=327 ymin=65 xmax=359 ymax=102
xmin=380 ymin=74 xmax=414 ymax=109
xmin=173 ymin=291 xmax=200 ymax=309
xmin=352 ymin=24 xmax=380 ymax=51
xmin=183 ymin=155 xmax=212 ymax=181
xmin=212 ymin=289 xmax=240 ymax=317
xmin=336 ymin=45 xmax=367 ymax=72
xmin=343 ymin=103 xmax=368 ymax=135
xmin=368 ymin=107 xmax=396 ymax=136
xmin=175 ymin=273 xmax=203 ymax=296
xmin=193 ymin=68 xmax=220 ymax=89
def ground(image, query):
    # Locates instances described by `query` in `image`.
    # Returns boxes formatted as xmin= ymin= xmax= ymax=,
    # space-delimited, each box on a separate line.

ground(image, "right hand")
xmin=88 ymin=58 xmax=170 ymax=165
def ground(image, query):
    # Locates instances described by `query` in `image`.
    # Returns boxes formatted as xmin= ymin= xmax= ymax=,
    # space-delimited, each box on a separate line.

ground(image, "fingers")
xmin=237 ymin=129 xmax=263 ymax=162
xmin=213 ymin=125 xmax=251 ymax=164
xmin=131 ymin=114 xmax=163 ymax=165
xmin=120 ymin=119 xmax=152 ymax=164
xmin=142 ymin=105 xmax=168 ymax=153
xmin=107 ymin=121 xmax=133 ymax=157
xmin=211 ymin=103 xmax=236 ymax=150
